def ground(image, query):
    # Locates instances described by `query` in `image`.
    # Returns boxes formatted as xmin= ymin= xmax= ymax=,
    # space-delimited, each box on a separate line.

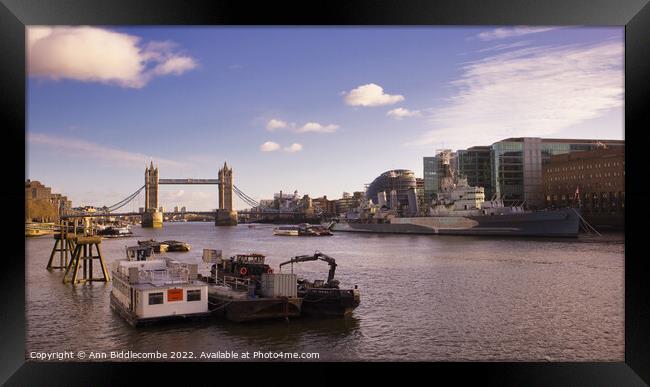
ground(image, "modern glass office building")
xmin=422 ymin=138 xmax=623 ymax=210
xmin=457 ymin=146 xmax=493 ymax=198
xmin=423 ymin=150 xmax=457 ymax=204
xmin=490 ymin=138 xmax=625 ymax=208
xmin=423 ymin=157 xmax=438 ymax=203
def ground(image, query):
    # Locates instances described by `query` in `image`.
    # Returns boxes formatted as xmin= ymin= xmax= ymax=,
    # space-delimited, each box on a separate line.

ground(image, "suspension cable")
xmin=233 ymin=185 xmax=259 ymax=206
xmin=232 ymin=185 xmax=260 ymax=208
xmin=101 ymin=185 xmax=145 ymax=212
xmin=234 ymin=190 xmax=259 ymax=208
xmin=107 ymin=190 xmax=144 ymax=211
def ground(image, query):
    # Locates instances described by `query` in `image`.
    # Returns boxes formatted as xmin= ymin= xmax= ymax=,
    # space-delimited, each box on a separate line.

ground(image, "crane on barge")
xmin=278 ymin=251 xmax=359 ymax=316
xmin=279 ymin=251 xmax=338 ymax=288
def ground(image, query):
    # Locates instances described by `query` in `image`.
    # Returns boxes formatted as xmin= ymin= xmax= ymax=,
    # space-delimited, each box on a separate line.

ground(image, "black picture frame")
xmin=2 ymin=0 xmax=648 ymax=385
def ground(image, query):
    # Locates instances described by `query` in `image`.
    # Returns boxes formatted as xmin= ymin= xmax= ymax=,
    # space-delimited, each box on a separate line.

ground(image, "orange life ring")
xmin=239 ymin=267 xmax=248 ymax=276
xmin=267 ymin=267 xmax=273 ymax=274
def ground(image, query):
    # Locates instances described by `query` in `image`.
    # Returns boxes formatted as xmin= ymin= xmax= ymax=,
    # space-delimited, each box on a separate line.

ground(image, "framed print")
xmin=2 ymin=0 xmax=649 ymax=385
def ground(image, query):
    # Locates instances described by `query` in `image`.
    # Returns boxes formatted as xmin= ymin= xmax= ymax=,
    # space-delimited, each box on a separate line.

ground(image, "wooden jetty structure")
xmin=62 ymin=235 xmax=111 ymax=285
xmin=46 ymin=219 xmax=111 ymax=285
xmin=46 ymin=220 xmax=79 ymax=270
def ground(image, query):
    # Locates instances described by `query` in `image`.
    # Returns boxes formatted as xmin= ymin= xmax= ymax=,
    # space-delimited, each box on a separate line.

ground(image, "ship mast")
xmin=437 ymin=149 xmax=456 ymax=194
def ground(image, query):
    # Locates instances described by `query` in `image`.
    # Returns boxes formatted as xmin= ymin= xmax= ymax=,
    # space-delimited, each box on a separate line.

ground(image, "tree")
xmin=26 ymin=199 xmax=58 ymax=222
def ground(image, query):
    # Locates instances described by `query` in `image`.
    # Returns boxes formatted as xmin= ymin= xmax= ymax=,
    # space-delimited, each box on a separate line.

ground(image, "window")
xmin=187 ymin=289 xmax=202 ymax=302
xmin=148 ymin=292 xmax=164 ymax=305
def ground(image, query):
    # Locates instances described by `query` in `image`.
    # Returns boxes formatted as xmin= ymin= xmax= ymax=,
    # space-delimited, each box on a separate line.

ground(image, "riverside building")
xmin=25 ymin=180 xmax=72 ymax=222
xmin=543 ymin=147 xmax=624 ymax=229
xmin=490 ymin=138 xmax=624 ymax=208
xmin=365 ymin=169 xmax=417 ymax=214
xmin=423 ymin=150 xmax=457 ymax=203
xmin=425 ymin=138 xmax=624 ymax=210
xmin=457 ymin=146 xmax=493 ymax=199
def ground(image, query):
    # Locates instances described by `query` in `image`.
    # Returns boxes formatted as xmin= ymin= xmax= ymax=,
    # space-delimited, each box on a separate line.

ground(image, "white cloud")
xmin=27 ymin=132 xmax=188 ymax=167
xmin=260 ymin=141 xmax=281 ymax=152
xmin=297 ymin=122 xmax=339 ymax=133
xmin=343 ymin=83 xmax=405 ymax=107
xmin=387 ymin=107 xmax=421 ymax=120
xmin=259 ymin=141 xmax=303 ymax=153
xmin=266 ymin=119 xmax=288 ymax=131
xmin=283 ymin=143 xmax=303 ymax=153
xmin=477 ymin=41 xmax=531 ymax=53
xmin=266 ymin=119 xmax=339 ymax=134
xmin=27 ymin=26 xmax=197 ymax=88
xmin=151 ymin=56 xmax=196 ymax=76
xmin=409 ymin=40 xmax=623 ymax=150
xmin=475 ymin=26 xmax=563 ymax=41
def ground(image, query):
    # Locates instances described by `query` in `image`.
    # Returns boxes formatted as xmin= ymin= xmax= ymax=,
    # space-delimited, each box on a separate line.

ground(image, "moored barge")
xmin=204 ymin=252 xmax=302 ymax=322
xmin=110 ymin=246 xmax=210 ymax=327
xmin=279 ymin=251 xmax=360 ymax=317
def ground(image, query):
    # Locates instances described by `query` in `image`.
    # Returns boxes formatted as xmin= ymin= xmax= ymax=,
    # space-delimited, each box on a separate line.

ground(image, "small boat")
xmin=110 ymin=246 xmax=210 ymax=327
xmin=273 ymin=224 xmax=333 ymax=236
xmin=25 ymin=223 xmax=57 ymax=237
xmin=98 ymin=224 xmax=132 ymax=237
xmin=279 ymin=251 xmax=360 ymax=317
xmin=298 ymin=223 xmax=333 ymax=236
xmin=163 ymin=240 xmax=191 ymax=252
xmin=273 ymin=226 xmax=300 ymax=236
xmin=137 ymin=239 xmax=169 ymax=253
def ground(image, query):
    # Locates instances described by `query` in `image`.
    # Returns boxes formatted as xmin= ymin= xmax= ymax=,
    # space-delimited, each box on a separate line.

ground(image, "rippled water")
xmin=26 ymin=222 xmax=624 ymax=361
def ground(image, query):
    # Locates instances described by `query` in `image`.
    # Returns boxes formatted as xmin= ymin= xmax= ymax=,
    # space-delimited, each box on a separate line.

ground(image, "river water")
xmin=26 ymin=222 xmax=624 ymax=361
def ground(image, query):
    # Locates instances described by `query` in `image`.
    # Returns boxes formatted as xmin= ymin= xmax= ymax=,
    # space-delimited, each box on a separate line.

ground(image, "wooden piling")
xmin=63 ymin=235 xmax=111 ymax=285
xmin=47 ymin=220 xmax=75 ymax=270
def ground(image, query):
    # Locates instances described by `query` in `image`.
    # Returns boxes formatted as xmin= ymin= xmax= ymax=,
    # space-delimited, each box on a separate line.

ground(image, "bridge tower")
xmin=142 ymin=161 xmax=163 ymax=228
xmin=216 ymin=162 xmax=237 ymax=226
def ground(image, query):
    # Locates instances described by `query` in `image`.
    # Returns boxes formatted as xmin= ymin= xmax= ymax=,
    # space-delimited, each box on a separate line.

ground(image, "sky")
xmin=26 ymin=26 xmax=624 ymax=211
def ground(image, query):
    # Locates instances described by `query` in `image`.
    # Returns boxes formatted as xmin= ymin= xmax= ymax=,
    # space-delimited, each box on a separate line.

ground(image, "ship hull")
xmin=300 ymin=288 xmax=360 ymax=317
xmin=209 ymin=294 xmax=303 ymax=322
xmin=332 ymin=209 xmax=579 ymax=238
xmin=110 ymin=293 xmax=212 ymax=327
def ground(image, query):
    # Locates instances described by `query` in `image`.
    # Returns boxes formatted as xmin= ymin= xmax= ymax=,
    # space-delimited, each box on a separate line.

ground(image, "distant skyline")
xmin=27 ymin=26 xmax=624 ymax=211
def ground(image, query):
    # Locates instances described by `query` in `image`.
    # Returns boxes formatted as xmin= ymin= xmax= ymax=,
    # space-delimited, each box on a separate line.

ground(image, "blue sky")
xmin=27 ymin=27 xmax=624 ymax=211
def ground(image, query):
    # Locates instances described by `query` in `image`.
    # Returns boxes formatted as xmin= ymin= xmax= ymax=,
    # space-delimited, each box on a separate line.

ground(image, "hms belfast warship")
xmin=332 ymin=156 xmax=580 ymax=238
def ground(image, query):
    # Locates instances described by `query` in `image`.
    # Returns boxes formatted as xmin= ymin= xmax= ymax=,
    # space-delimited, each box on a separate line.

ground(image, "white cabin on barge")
xmin=110 ymin=247 xmax=209 ymax=326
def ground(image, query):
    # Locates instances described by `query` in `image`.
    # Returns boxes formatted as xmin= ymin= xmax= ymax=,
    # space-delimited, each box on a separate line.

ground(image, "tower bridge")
xmin=142 ymin=161 xmax=236 ymax=227
xmin=60 ymin=160 xmax=334 ymax=227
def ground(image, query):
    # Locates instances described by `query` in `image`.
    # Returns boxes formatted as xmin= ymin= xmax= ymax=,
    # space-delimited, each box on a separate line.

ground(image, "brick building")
xmin=543 ymin=148 xmax=624 ymax=229
xmin=25 ymin=180 xmax=72 ymax=222
xmin=312 ymin=195 xmax=337 ymax=214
